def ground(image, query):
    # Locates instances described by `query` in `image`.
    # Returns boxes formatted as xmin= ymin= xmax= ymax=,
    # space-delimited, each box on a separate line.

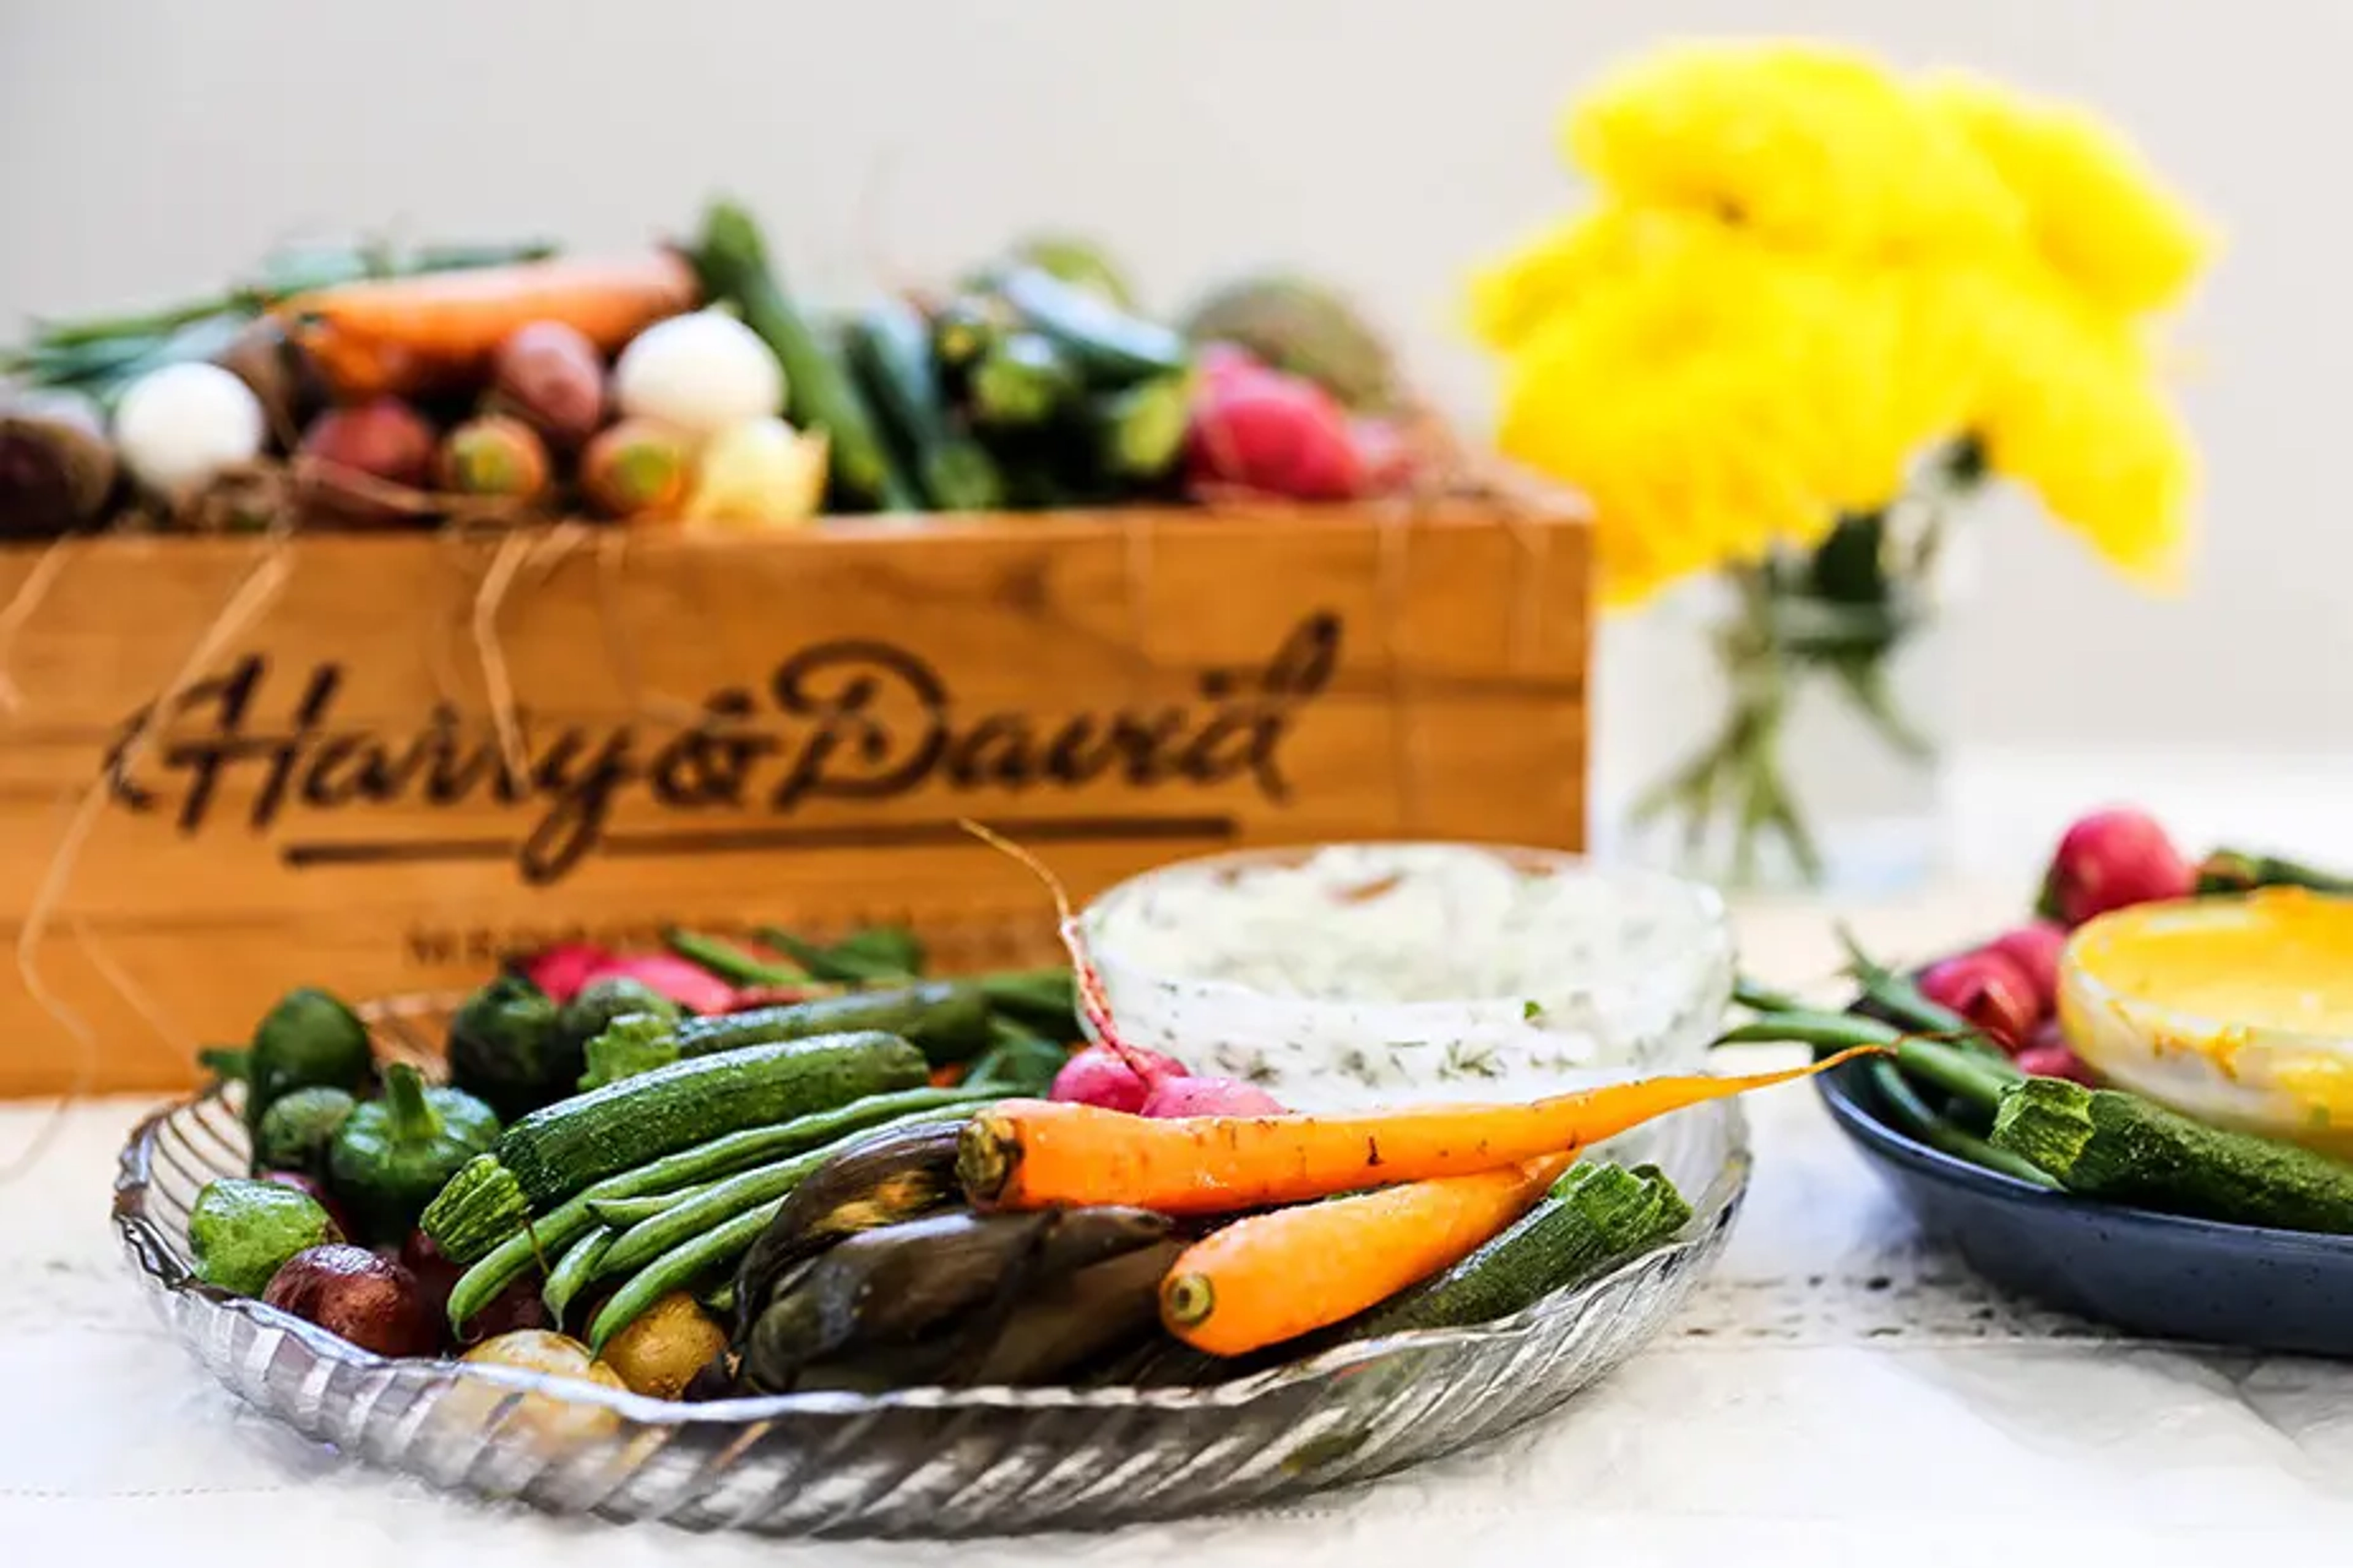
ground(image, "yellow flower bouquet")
xmin=1471 ymin=40 xmax=2213 ymax=884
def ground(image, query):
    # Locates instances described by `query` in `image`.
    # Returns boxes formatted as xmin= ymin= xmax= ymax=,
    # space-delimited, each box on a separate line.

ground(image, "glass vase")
xmin=1623 ymin=508 xmax=1954 ymax=895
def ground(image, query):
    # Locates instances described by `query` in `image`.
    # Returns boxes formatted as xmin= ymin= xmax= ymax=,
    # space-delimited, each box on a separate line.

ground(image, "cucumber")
xmin=996 ymin=266 xmax=1191 ymax=385
xmin=1091 ymin=371 xmax=1194 ymax=479
xmin=497 ymin=1031 xmax=927 ymax=1209
xmin=691 ymin=200 xmax=918 ymax=512
xmin=931 ymin=295 xmax=1008 ymax=379
xmin=845 ymin=299 xmax=1004 ymax=511
xmin=1348 ymin=1162 xmax=1692 ymax=1337
xmin=970 ymin=331 xmax=1081 ymax=428
xmin=666 ymin=982 xmax=992 ymax=1067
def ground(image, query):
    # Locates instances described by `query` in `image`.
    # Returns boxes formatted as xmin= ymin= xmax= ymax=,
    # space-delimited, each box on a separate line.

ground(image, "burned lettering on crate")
xmin=99 ymin=613 xmax=1344 ymax=885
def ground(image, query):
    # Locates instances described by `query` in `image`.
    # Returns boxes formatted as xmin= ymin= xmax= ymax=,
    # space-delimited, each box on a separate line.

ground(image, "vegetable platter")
xmin=1733 ymin=806 xmax=2353 ymax=1356
xmin=113 ymin=893 xmax=1800 ymax=1535
xmin=4 ymin=203 xmax=1444 ymax=537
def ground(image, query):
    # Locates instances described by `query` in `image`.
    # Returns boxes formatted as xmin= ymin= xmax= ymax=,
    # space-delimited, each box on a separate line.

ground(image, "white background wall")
xmin=6 ymin=0 xmax=2349 ymax=805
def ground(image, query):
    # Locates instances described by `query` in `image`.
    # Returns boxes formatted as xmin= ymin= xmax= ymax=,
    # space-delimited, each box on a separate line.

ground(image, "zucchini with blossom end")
xmin=1347 ymin=1162 xmax=1691 ymax=1338
xmin=499 ymin=1032 xmax=928 ymax=1210
xmin=418 ymin=1154 xmax=529 ymax=1265
xmin=1991 ymin=1076 xmax=2353 ymax=1233
xmin=439 ymin=1085 xmax=986 ymax=1328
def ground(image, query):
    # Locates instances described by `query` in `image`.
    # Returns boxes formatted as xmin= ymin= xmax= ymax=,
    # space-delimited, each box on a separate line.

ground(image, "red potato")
xmin=488 ymin=321 xmax=607 ymax=449
xmin=263 ymin=1243 xmax=438 ymax=1358
xmin=395 ymin=1229 xmax=542 ymax=1348
xmin=297 ymin=396 xmax=438 ymax=527
xmin=300 ymin=397 xmax=436 ymax=487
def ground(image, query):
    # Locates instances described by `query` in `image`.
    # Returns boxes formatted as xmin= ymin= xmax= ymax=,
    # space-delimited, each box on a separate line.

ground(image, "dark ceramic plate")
xmin=1817 ymin=1061 xmax=2353 ymax=1357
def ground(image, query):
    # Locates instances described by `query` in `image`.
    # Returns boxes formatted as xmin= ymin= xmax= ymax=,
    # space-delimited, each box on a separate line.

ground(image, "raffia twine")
xmin=4 ymin=531 xmax=291 ymax=1181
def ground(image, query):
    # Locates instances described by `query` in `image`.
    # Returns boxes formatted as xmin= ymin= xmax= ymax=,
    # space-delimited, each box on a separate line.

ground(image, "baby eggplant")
xmin=956 ymin=1237 xmax=1185 ymax=1386
xmin=738 ymin=1205 xmax=1172 ymax=1393
xmin=743 ymin=1211 xmax=1050 ymax=1392
xmin=730 ymin=1120 xmax=966 ymax=1336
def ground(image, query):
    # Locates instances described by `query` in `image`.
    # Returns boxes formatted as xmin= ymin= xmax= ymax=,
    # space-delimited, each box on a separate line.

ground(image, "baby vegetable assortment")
xmin=1730 ymin=805 xmax=2353 ymax=1234
xmin=181 ymin=849 xmax=1851 ymax=1404
xmin=3 ymin=202 xmax=1429 ymax=538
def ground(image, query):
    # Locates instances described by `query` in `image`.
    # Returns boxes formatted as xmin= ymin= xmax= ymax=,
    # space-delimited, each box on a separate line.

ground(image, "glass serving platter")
xmin=113 ymin=996 xmax=1749 ymax=1537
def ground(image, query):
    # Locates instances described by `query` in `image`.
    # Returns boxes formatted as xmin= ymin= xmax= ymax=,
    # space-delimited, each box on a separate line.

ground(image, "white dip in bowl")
xmin=1078 ymin=842 xmax=1733 ymax=1110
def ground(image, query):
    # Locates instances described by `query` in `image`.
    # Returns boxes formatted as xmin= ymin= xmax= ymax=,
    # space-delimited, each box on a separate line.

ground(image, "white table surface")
xmin=10 ymin=860 xmax=2353 ymax=1563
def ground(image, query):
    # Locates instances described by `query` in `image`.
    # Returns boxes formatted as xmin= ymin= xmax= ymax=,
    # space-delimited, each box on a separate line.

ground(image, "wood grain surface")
xmin=0 ymin=497 xmax=1589 ymax=1094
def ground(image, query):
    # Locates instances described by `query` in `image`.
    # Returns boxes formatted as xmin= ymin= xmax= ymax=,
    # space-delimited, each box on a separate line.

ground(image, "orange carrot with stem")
xmin=278 ymin=252 xmax=700 ymax=398
xmin=960 ymin=1047 xmax=1881 ymax=1216
xmin=1161 ymin=1151 xmax=1577 ymax=1355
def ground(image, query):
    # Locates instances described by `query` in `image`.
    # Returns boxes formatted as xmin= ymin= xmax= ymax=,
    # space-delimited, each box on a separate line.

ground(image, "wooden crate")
xmin=0 ymin=496 xmax=1590 ymax=1096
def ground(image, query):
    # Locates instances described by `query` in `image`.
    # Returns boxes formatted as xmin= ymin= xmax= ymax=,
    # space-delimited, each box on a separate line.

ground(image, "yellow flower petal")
xmin=1922 ymin=69 xmax=2217 ymax=316
xmin=1565 ymin=40 xmax=2026 ymax=261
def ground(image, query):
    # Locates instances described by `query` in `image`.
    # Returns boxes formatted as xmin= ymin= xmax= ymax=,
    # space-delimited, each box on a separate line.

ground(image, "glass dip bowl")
xmin=1077 ymin=842 xmax=1734 ymax=1110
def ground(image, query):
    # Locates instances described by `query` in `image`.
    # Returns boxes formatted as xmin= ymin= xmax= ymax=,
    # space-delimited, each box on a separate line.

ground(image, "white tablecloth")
xmin=7 ymin=881 xmax=2353 ymax=1564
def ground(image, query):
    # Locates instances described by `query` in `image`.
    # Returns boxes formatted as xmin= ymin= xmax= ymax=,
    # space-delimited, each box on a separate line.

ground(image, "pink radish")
xmin=1983 ymin=922 xmax=2067 ymax=1017
xmin=1138 ymin=1074 xmax=1286 ymax=1118
xmin=1917 ymin=950 xmax=2039 ymax=1051
xmin=2016 ymin=1021 xmax=2097 ymax=1084
xmin=1185 ymin=368 xmax=1365 ymax=502
xmin=1053 ymin=1043 xmax=1190 ymax=1113
xmin=577 ymin=952 xmax=738 ymax=1015
xmin=961 ymin=819 xmax=1288 ymax=1118
xmin=520 ymin=943 xmax=613 ymax=1005
xmin=2036 ymin=808 xmax=2194 ymax=927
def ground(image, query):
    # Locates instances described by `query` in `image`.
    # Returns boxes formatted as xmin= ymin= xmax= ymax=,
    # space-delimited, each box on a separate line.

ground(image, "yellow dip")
xmin=2060 ymin=888 xmax=2353 ymax=1151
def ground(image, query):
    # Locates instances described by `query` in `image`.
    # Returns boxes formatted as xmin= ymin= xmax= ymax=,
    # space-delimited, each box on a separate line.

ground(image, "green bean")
xmin=598 ymin=1100 xmax=985 ymax=1278
xmin=448 ymin=1203 xmax=597 ymax=1330
xmin=665 ymin=928 xmax=808 ymax=988
xmin=444 ymin=1085 xmax=981 ymax=1327
xmin=589 ymin=1199 xmax=781 ymax=1352
xmin=588 ymin=1183 xmax=716 ymax=1229
xmin=542 ymin=1226 xmax=616 ymax=1326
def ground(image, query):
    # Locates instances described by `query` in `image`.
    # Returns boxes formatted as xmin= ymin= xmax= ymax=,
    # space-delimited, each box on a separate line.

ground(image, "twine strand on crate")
xmin=70 ymin=914 xmax=186 ymax=1059
xmin=469 ymin=526 xmax=538 ymax=782
xmin=6 ymin=536 xmax=290 ymax=1184
xmin=0 ymin=534 xmax=81 ymax=714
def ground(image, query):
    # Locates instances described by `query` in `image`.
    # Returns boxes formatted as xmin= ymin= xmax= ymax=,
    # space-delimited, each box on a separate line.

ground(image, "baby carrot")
xmin=278 ymin=253 xmax=699 ymax=398
xmin=1161 ymin=1152 xmax=1577 ymax=1355
xmin=961 ymin=1046 xmax=1881 ymax=1216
